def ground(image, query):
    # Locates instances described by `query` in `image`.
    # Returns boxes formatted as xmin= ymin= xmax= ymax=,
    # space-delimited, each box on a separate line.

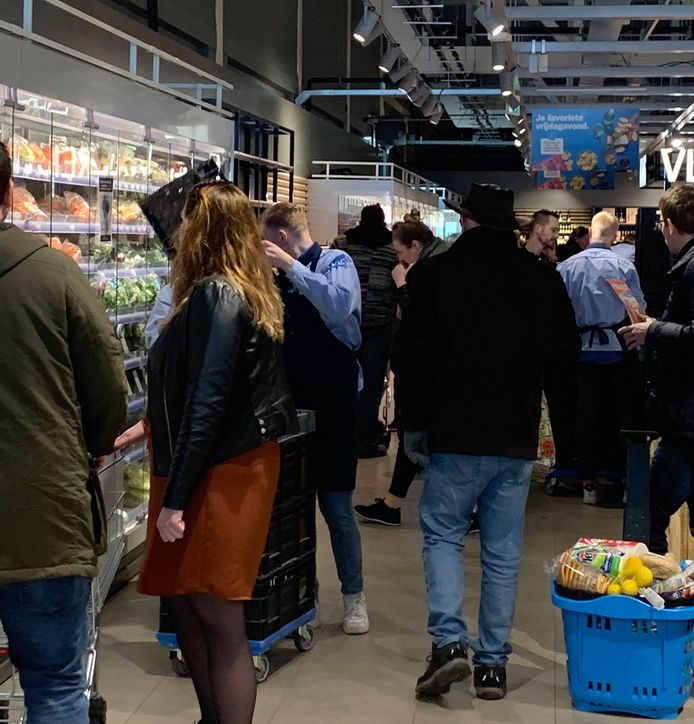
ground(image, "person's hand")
xmin=404 ymin=430 xmax=429 ymax=468
xmin=262 ymin=240 xmax=295 ymax=273
xmin=392 ymin=263 xmax=408 ymax=288
xmin=157 ymin=508 xmax=185 ymax=543
xmin=618 ymin=315 xmax=654 ymax=350
xmin=114 ymin=421 xmax=145 ymax=453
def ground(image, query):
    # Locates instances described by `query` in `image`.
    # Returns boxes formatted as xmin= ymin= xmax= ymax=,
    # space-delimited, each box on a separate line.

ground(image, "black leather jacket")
xmin=147 ymin=277 xmax=297 ymax=509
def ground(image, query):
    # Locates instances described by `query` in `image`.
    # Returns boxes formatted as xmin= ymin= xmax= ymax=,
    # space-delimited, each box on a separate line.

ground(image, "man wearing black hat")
xmin=399 ymin=184 xmax=579 ymax=700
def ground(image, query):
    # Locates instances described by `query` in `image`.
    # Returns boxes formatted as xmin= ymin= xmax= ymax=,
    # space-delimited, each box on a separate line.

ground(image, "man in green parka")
xmin=0 ymin=140 xmax=126 ymax=724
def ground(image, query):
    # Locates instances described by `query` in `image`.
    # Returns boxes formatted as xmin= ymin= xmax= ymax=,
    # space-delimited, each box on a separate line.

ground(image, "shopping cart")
xmin=0 ymin=489 xmax=126 ymax=724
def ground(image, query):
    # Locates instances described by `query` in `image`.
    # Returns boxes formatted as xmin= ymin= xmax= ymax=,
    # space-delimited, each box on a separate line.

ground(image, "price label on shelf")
xmin=98 ymin=177 xmax=114 ymax=243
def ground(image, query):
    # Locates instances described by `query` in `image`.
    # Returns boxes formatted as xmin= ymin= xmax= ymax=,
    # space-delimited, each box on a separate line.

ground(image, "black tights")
xmin=167 ymin=594 xmax=256 ymax=724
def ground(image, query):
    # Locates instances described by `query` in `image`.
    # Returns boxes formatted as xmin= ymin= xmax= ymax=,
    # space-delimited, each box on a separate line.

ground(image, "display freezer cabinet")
xmin=0 ymin=84 xmax=228 ymax=539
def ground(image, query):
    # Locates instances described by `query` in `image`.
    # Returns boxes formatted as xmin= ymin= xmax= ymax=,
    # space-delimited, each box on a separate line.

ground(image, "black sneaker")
xmin=416 ymin=642 xmax=471 ymax=697
xmin=467 ymin=511 xmax=480 ymax=535
xmin=354 ymin=498 xmax=401 ymax=527
xmin=474 ymin=664 xmax=507 ymax=700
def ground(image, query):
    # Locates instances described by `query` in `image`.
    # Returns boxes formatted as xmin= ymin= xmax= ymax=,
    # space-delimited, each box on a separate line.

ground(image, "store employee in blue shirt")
xmin=558 ymin=211 xmax=646 ymax=505
xmin=261 ymin=203 xmax=369 ymax=637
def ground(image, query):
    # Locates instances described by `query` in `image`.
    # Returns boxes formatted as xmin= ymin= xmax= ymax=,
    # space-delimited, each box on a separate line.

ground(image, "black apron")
xmin=278 ymin=244 xmax=359 ymax=491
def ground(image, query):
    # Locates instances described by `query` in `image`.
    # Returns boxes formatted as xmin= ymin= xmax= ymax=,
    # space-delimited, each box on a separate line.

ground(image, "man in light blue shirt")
xmin=261 ymin=203 xmax=369 ymax=637
xmin=558 ymin=211 xmax=646 ymax=504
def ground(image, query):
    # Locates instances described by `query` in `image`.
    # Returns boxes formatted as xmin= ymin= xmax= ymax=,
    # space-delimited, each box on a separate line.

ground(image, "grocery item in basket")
xmin=12 ymin=186 xmax=48 ymax=220
xmin=64 ymin=191 xmax=91 ymax=220
xmin=640 ymin=552 xmax=681 ymax=580
xmin=570 ymin=539 xmax=648 ymax=579
xmin=558 ymin=553 xmax=611 ymax=594
xmin=662 ymin=581 xmax=694 ymax=601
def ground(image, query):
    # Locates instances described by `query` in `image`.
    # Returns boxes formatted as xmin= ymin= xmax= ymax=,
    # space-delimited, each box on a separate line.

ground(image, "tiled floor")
xmin=98 ymin=453 xmax=694 ymax=723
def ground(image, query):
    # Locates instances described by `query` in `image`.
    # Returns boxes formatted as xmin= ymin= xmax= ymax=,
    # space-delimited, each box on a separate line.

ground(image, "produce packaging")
xmin=552 ymin=539 xmax=694 ymax=608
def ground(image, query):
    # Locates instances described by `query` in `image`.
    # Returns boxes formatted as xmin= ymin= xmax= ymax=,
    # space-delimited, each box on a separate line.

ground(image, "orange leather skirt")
xmin=137 ymin=441 xmax=280 ymax=601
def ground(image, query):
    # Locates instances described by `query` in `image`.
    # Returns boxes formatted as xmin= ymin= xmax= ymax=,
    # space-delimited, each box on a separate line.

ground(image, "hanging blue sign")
xmin=531 ymin=106 xmax=639 ymax=188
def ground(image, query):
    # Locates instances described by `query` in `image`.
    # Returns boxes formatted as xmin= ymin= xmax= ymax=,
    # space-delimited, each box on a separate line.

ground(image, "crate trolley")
xmin=0 ymin=486 xmax=126 ymax=724
xmin=157 ymin=412 xmax=318 ymax=683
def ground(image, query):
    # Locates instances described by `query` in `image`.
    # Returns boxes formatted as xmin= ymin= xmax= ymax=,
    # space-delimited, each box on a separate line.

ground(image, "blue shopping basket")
xmin=553 ymin=584 xmax=694 ymax=720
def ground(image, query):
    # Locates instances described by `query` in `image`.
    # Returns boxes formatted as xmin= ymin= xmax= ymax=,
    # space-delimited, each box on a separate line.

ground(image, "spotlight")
xmin=379 ymin=44 xmax=400 ymax=74
xmin=670 ymin=133 xmax=684 ymax=149
xmin=518 ymin=126 xmax=527 ymax=136
xmin=398 ymin=70 xmax=419 ymax=94
xmin=429 ymin=106 xmax=444 ymax=125
xmin=514 ymin=138 xmax=522 ymax=147
xmin=474 ymin=3 xmax=504 ymax=38
xmin=421 ymin=94 xmax=439 ymax=117
xmin=491 ymin=42 xmax=505 ymax=72
xmin=353 ymin=6 xmax=382 ymax=46
xmin=389 ymin=60 xmax=411 ymax=83
xmin=408 ymin=83 xmax=431 ymax=107
xmin=500 ymin=71 xmax=514 ymax=97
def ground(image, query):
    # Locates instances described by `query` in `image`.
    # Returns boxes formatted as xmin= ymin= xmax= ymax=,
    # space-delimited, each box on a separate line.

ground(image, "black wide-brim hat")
xmin=444 ymin=183 xmax=525 ymax=231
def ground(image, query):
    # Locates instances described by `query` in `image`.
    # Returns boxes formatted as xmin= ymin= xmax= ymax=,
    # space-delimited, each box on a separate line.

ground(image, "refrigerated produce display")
xmin=0 ymin=84 xmax=228 ymax=539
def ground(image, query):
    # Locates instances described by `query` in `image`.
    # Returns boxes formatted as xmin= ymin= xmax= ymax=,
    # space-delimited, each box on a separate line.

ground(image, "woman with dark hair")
xmin=558 ymin=225 xmax=590 ymax=262
xmin=138 ymin=182 xmax=297 ymax=724
xmin=355 ymin=220 xmax=448 ymax=527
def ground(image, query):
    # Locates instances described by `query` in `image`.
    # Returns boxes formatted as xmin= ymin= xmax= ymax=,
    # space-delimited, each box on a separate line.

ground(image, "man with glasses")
xmin=620 ymin=185 xmax=694 ymax=553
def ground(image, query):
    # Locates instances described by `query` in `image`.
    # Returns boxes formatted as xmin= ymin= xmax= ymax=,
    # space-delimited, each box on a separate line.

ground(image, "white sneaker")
xmin=583 ymin=485 xmax=598 ymax=506
xmin=343 ymin=592 xmax=369 ymax=635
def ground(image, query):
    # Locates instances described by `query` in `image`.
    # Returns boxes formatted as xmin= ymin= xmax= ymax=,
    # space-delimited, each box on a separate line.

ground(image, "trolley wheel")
xmin=544 ymin=477 xmax=560 ymax=496
xmin=89 ymin=693 xmax=107 ymax=724
xmin=170 ymin=651 xmax=190 ymax=677
xmin=255 ymin=655 xmax=270 ymax=684
xmin=293 ymin=625 xmax=315 ymax=653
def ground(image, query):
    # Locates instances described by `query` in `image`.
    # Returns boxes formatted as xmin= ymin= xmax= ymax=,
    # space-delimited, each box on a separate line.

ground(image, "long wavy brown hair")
xmin=171 ymin=182 xmax=284 ymax=341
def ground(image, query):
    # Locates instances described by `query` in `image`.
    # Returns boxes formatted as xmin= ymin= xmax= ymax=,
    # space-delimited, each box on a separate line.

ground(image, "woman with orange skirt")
xmin=138 ymin=182 xmax=297 ymax=724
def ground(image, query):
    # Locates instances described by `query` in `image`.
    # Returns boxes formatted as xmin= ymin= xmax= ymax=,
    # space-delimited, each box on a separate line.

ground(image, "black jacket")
xmin=645 ymin=238 xmax=694 ymax=438
xmin=148 ymin=277 xmax=297 ymax=509
xmin=345 ymin=224 xmax=397 ymax=328
xmin=398 ymin=225 xmax=580 ymax=459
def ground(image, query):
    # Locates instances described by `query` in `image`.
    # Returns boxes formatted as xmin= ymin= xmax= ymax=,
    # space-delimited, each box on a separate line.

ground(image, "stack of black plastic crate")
xmin=159 ymin=421 xmax=317 ymax=643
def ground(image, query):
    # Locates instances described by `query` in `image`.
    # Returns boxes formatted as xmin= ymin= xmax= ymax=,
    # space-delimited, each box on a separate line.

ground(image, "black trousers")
xmin=649 ymin=438 xmax=694 ymax=554
xmin=544 ymin=359 xmax=578 ymax=469
xmin=575 ymin=359 xmax=640 ymax=480
xmin=387 ymin=377 xmax=420 ymax=499
xmin=357 ymin=323 xmax=394 ymax=451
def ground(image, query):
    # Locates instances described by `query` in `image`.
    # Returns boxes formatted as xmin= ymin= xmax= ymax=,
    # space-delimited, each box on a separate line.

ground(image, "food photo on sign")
xmin=531 ymin=107 xmax=639 ymax=190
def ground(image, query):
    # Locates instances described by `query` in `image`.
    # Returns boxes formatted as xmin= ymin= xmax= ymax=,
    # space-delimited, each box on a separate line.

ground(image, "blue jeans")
xmin=0 ymin=576 xmax=90 ymax=724
xmin=420 ymin=454 xmax=532 ymax=666
xmin=649 ymin=439 xmax=694 ymax=554
xmin=317 ymin=491 xmax=364 ymax=595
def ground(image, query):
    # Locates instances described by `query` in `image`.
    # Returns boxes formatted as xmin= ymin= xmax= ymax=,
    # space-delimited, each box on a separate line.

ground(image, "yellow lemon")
xmin=607 ymin=583 xmax=622 ymax=595
xmin=621 ymin=557 xmax=643 ymax=578
xmin=621 ymin=579 xmax=639 ymax=597
xmin=635 ymin=567 xmax=654 ymax=588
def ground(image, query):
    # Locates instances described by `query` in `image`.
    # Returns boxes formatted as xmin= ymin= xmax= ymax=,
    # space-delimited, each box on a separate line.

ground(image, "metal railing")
xmin=312 ymin=161 xmax=462 ymax=206
xmin=2 ymin=0 xmax=235 ymax=120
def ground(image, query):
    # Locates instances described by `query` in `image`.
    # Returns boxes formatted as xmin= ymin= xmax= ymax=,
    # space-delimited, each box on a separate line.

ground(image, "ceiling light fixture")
xmin=429 ymin=106 xmax=444 ymax=125
xmin=398 ymin=70 xmax=419 ymax=95
xmin=408 ymin=83 xmax=431 ymax=107
xmin=474 ymin=2 xmax=504 ymax=39
xmin=518 ymin=126 xmax=527 ymax=135
xmin=500 ymin=71 xmax=514 ymax=97
xmin=421 ymin=94 xmax=439 ymax=117
xmin=389 ymin=60 xmax=411 ymax=83
xmin=670 ymin=133 xmax=684 ymax=148
xmin=353 ymin=6 xmax=382 ymax=46
xmin=491 ymin=42 xmax=506 ymax=72
xmin=514 ymin=138 xmax=522 ymax=147
xmin=379 ymin=44 xmax=401 ymax=74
